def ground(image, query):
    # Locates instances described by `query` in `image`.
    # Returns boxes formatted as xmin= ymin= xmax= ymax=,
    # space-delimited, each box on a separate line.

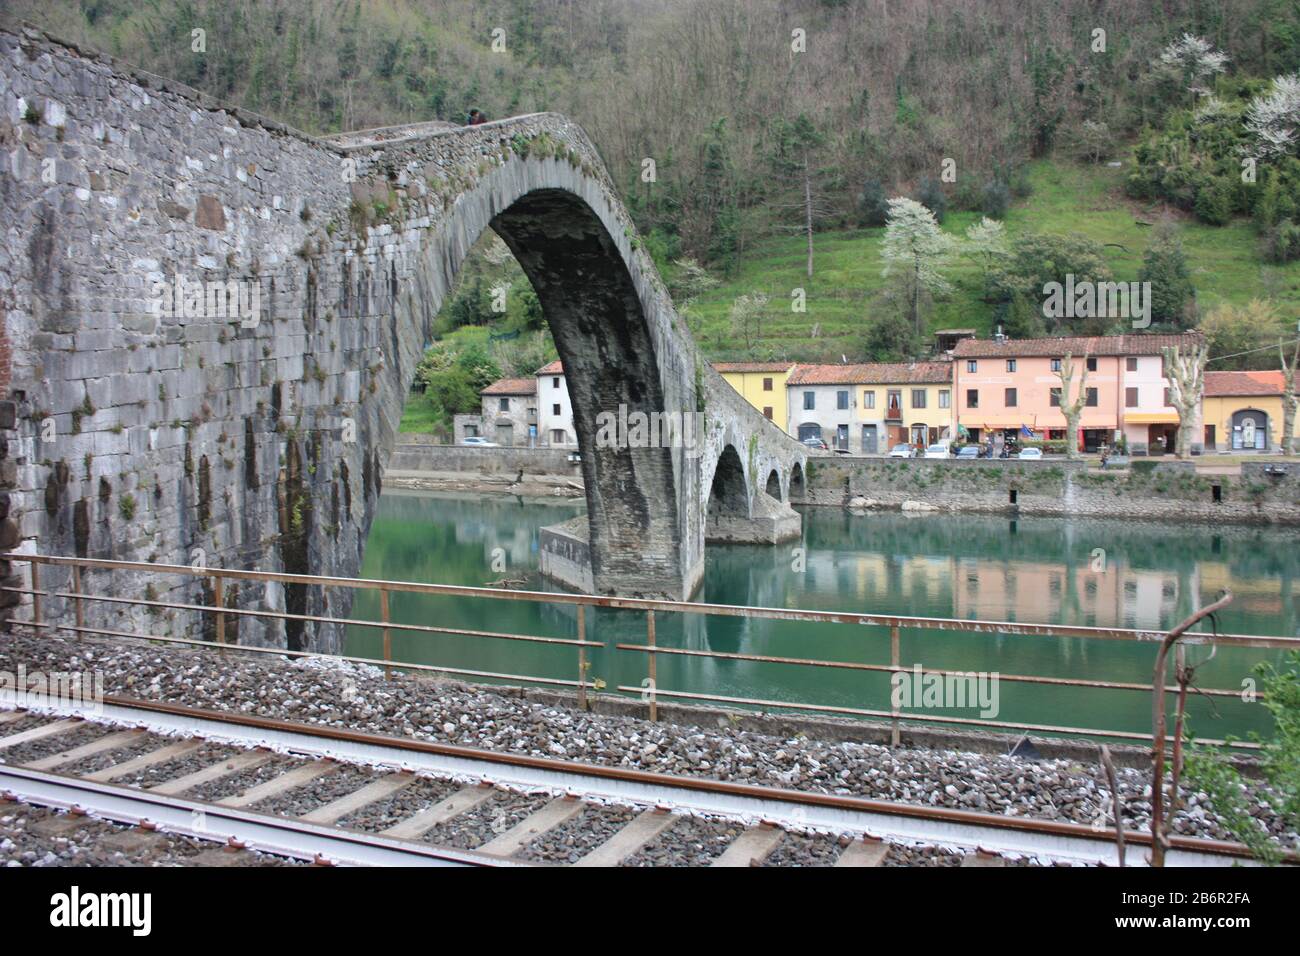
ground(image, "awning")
xmin=1122 ymin=412 xmax=1181 ymax=424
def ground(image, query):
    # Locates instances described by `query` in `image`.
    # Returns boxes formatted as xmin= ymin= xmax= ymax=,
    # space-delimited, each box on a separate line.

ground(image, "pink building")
xmin=951 ymin=333 xmax=1204 ymax=454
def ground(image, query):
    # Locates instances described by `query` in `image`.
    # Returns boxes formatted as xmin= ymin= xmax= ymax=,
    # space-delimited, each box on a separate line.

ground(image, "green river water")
xmin=347 ymin=490 xmax=1298 ymax=745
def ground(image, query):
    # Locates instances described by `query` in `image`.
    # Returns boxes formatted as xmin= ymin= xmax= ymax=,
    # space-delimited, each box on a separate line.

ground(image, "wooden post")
xmin=890 ymin=624 xmax=901 ymax=747
xmin=71 ymin=564 xmax=84 ymax=636
xmin=30 ymin=561 xmax=41 ymax=630
xmin=576 ymin=605 xmax=587 ymax=710
xmin=213 ymin=575 xmax=225 ymax=655
xmin=380 ymin=586 xmax=391 ymax=680
xmin=646 ymin=610 xmax=657 ymax=722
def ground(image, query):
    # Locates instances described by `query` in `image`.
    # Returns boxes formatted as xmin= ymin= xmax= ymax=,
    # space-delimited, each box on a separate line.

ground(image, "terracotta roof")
xmin=535 ymin=360 xmax=564 ymax=375
xmin=951 ymin=332 xmax=1204 ymax=358
xmin=787 ymin=361 xmax=953 ymax=386
xmin=712 ymin=362 xmax=795 ymax=373
xmin=481 ymin=377 xmax=536 ymax=396
xmin=1205 ymin=370 xmax=1293 ymax=397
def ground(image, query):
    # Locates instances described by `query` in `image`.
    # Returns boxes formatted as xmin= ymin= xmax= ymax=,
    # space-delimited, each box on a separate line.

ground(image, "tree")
xmin=1054 ymin=352 xmax=1091 ymax=460
xmin=1061 ymin=119 xmax=1113 ymax=164
xmin=1162 ymin=341 xmax=1209 ymax=459
xmin=1138 ymin=223 xmax=1196 ymax=327
xmin=1158 ymin=34 xmax=1229 ymax=105
xmin=728 ymin=292 xmax=769 ymax=352
xmin=1281 ymin=339 xmax=1300 ymax=455
xmin=880 ymin=197 xmax=957 ymax=337
xmin=914 ymin=176 xmax=947 ymax=223
xmin=989 ymin=232 xmax=1113 ymax=334
xmin=964 ymin=217 xmax=1010 ymax=299
xmin=1199 ymin=300 xmax=1287 ymax=369
xmin=980 ymin=178 xmax=1010 ymax=220
xmin=857 ymin=178 xmax=889 ymax=226
xmin=1244 ymin=73 xmax=1300 ymax=160
xmin=862 ymin=307 xmax=922 ymax=361
xmin=764 ymin=114 xmax=831 ymax=278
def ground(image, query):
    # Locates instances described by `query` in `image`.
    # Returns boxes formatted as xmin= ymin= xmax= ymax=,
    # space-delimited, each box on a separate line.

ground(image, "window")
xmin=887 ymin=390 xmax=902 ymax=416
xmin=938 ymin=390 xmax=950 ymax=409
xmin=803 ymin=391 xmax=815 ymax=410
xmin=912 ymin=389 xmax=927 ymax=409
xmin=1086 ymin=387 xmax=1098 ymax=407
xmin=763 ymin=406 xmax=773 ymax=420
xmin=551 ymin=429 xmax=565 ymax=444
xmin=1050 ymin=388 xmax=1061 ymax=407
xmin=1086 ymin=356 xmax=1097 ymax=372
xmin=967 ymin=360 xmax=978 ymax=373
xmin=498 ymin=397 xmax=510 ymax=412
xmin=466 ymin=424 xmax=479 ymax=437
xmin=1005 ymin=388 xmax=1017 ymax=407
xmin=837 ymin=390 xmax=849 ymax=410
xmin=863 ymin=390 xmax=876 ymax=409
xmin=762 ymin=377 xmax=773 ymax=391
xmin=553 ymin=377 xmax=561 ymax=388
xmin=1051 ymin=358 xmax=1062 ymax=372
xmin=552 ymin=404 xmax=561 ymax=416
xmin=966 ymin=389 xmax=979 ymax=409
xmin=1125 ymin=387 xmax=1138 ymax=407
xmin=1126 ymin=357 xmax=1138 ymax=372
xmin=1006 ymin=359 xmax=1016 ymax=372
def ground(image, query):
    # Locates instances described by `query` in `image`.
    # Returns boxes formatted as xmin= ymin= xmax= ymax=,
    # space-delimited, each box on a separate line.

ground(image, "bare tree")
xmin=1162 ymin=342 xmax=1208 ymax=460
xmin=1281 ymin=338 xmax=1299 ymax=455
xmin=1054 ymin=352 xmax=1091 ymax=460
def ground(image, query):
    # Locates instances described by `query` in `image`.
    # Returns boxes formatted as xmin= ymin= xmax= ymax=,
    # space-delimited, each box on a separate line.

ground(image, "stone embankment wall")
xmin=797 ymin=457 xmax=1300 ymax=525
xmin=389 ymin=437 xmax=580 ymax=476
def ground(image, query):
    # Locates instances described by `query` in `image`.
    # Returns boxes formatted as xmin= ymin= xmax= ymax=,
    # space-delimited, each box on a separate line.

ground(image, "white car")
xmin=1017 ymin=447 xmax=1043 ymax=460
xmin=888 ymin=443 xmax=914 ymax=459
xmin=923 ymin=442 xmax=950 ymax=459
xmin=461 ymin=436 xmax=499 ymax=447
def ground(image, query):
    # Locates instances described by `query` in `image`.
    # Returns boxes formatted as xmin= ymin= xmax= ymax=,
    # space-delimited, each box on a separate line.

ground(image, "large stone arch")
xmin=0 ymin=25 xmax=806 ymax=651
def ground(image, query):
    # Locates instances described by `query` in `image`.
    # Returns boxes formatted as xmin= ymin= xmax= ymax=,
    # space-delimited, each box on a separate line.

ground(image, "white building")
xmin=535 ymin=360 xmax=576 ymax=446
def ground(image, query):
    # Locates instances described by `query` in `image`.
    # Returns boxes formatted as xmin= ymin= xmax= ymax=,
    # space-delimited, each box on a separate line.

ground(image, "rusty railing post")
xmin=213 ymin=574 xmax=225 ymax=655
xmin=1150 ymin=591 xmax=1232 ymax=867
xmin=71 ymin=564 xmax=84 ymax=637
xmin=380 ymin=585 xmax=391 ymax=680
xmin=29 ymin=560 xmax=41 ymax=630
xmin=576 ymin=604 xmax=587 ymax=710
xmin=646 ymin=610 xmax=657 ymax=722
xmin=890 ymin=624 xmax=901 ymax=747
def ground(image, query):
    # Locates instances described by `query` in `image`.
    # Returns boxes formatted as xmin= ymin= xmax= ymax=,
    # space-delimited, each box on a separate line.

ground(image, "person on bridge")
xmin=466 ymin=108 xmax=487 ymax=126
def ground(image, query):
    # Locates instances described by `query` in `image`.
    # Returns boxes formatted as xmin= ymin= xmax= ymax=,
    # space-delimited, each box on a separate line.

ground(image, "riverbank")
xmin=2 ymin=631 xmax=1292 ymax=853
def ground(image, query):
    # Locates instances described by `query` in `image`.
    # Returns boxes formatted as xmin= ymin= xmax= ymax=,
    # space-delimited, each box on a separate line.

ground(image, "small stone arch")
xmin=764 ymin=468 xmax=782 ymax=501
xmin=789 ymin=461 xmax=805 ymax=502
xmin=706 ymin=445 xmax=751 ymax=541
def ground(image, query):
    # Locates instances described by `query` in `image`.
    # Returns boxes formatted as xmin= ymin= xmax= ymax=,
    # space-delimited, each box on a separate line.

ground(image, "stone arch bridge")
xmin=0 ymin=24 xmax=804 ymax=651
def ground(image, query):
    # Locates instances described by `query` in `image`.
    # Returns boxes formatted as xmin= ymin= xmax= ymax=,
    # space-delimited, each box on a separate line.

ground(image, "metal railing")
xmin=3 ymin=552 xmax=1295 ymax=749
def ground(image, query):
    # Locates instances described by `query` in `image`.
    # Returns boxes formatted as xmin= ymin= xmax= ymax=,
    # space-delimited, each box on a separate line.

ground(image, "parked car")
xmin=923 ymin=442 xmax=951 ymax=459
xmin=888 ymin=443 xmax=914 ymax=458
xmin=955 ymin=445 xmax=981 ymax=459
xmin=461 ymin=436 xmax=499 ymax=447
xmin=1017 ymin=447 xmax=1043 ymax=460
xmin=801 ymin=435 xmax=828 ymax=451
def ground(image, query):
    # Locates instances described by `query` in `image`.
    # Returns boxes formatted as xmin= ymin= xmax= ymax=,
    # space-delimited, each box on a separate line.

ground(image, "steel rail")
xmin=0 ymin=763 xmax=512 ymax=867
xmin=7 ymin=552 xmax=1296 ymax=648
xmin=4 ymin=693 xmax=1285 ymax=866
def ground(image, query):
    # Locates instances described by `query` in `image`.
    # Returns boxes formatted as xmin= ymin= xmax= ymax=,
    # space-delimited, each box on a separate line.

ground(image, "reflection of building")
xmin=1203 ymin=371 xmax=1298 ymax=453
xmin=786 ymin=362 xmax=954 ymax=453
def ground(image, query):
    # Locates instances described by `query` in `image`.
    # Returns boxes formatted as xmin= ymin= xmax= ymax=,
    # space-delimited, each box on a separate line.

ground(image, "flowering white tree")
xmin=1244 ymin=73 xmax=1300 ymax=160
xmin=881 ymin=197 xmax=957 ymax=336
xmin=964 ymin=217 xmax=1009 ymax=296
xmin=1159 ymin=34 xmax=1229 ymax=101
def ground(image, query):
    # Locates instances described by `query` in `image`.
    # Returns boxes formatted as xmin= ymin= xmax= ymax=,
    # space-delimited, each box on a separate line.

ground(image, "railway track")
xmin=0 ymin=695 xmax=1277 ymax=868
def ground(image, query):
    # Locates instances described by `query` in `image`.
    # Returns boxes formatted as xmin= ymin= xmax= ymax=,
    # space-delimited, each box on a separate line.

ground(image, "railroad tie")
xmin=960 ymin=851 xmax=1006 ymax=867
xmin=0 ymin=718 xmax=83 ymax=750
xmin=299 ymin=772 xmax=414 ymax=825
xmin=835 ymin=838 xmax=888 ymax=867
xmin=711 ymin=823 xmax=784 ymax=867
xmin=24 ymin=730 xmax=143 ymax=771
xmin=148 ymin=751 xmax=271 ymax=795
xmin=82 ymin=739 xmax=204 ymax=782
xmin=476 ymin=796 xmax=584 ymax=858
xmin=378 ymin=785 xmax=494 ymax=840
xmin=217 ymin=760 xmax=338 ymax=808
xmin=574 ymin=808 xmax=678 ymax=867
xmin=0 ymin=711 xmax=25 ymax=724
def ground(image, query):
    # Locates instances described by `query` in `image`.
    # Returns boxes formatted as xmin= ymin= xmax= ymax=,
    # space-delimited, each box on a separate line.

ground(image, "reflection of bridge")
xmin=0 ymin=25 xmax=803 ymax=651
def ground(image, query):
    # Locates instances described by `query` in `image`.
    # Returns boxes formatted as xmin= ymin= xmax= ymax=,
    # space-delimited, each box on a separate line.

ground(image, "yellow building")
xmin=1202 ymin=371 xmax=1298 ymax=452
xmin=714 ymin=362 xmax=794 ymax=429
xmin=786 ymin=362 xmax=954 ymax=453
